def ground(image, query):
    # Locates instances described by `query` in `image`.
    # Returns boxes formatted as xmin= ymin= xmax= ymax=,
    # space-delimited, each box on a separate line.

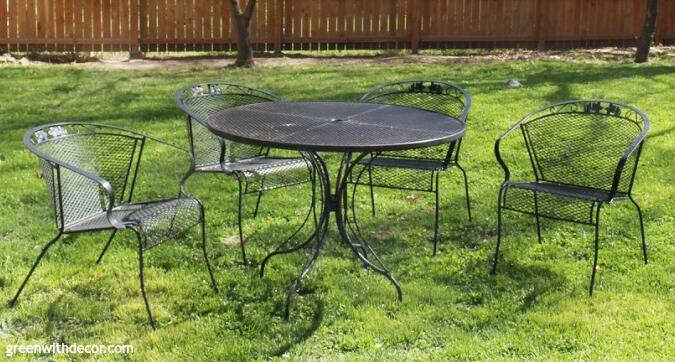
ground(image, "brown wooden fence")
xmin=1 ymin=0 xmax=674 ymax=54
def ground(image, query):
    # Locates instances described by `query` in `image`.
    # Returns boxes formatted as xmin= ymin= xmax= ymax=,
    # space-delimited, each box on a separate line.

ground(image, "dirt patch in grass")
xmin=2 ymin=47 xmax=673 ymax=70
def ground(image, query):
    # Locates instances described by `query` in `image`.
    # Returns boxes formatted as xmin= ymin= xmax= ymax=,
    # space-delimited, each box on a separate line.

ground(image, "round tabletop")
xmin=207 ymin=101 xmax=466 ymax=152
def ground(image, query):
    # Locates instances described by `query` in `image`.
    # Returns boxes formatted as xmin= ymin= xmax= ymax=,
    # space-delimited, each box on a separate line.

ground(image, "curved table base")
xmin=261 ymin=152 xmax=402 ymax=320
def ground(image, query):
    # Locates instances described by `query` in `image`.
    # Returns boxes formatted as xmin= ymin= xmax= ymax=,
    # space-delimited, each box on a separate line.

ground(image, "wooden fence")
xmin=1 ymin=0 xmax=674 ymax=54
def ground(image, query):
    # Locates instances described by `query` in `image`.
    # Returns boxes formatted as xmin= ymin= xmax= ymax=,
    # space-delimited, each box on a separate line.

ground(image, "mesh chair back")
xmin=175 ymin=82 xmax=281 ymax=166
xmin=520 ymin=100 xmax=648 ymax=194
xmin=24 ymin=124 xmax=143 ymax=229
xmin=359 ymin=80 xmax=470 ymax=164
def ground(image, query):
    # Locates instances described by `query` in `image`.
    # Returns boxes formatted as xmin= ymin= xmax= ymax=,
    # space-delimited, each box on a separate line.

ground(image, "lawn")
xmin=0 ymin=56 xmax=673 ymax=361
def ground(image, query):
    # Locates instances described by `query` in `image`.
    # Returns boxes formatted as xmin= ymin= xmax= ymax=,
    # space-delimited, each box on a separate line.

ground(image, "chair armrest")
xmin=609 ymin=134 xmax=649 ymax=198
xmin=494 ymin=122 xmax=522 ymax=183
xmin=52 ymin=162 xmax=124 ymax=229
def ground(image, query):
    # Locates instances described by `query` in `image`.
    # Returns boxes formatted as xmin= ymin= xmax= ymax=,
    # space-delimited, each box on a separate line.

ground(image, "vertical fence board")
xmin=2 ymin=0 xmax=674 ymax=53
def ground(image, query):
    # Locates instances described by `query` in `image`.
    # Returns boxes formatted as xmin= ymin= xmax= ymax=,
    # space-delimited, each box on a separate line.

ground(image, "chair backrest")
xmin=359 ymin=80 xmax=470 ymax=164
xmin=175 ymin=82 xmax=282 ymax=166
xmin=519 ymin=100 xmax=649 ymax=194
xmin=24 ymin=123 xmax=144 ymax=230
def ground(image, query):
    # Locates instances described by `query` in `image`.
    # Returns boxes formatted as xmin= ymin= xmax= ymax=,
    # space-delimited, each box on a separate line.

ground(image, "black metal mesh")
xmin=224 ymin=157 xmax=313 ymax=194
xmin=208 ymin=101 xmax=464 ymax=152
xmin=359 ymin=80 xmax=469 ymax=162
xmin=349 ymin=157 xmax=440 ymax=192
xmin=189 ymin=118 xmax=223 ymax=168
xmin=176 ymin=82 xmax=280 ymax=163
xmin=502 ymin=185 xmax=597 ymax=224
xmin=25 ymin=123 xmax=204 ymax=246
xmin=499 ymin=100 xmax=648 ymax=223
xmin=125 ymin=198 xmax=202 ymax=249
xmin=349 ymin=80 xmax=469 ymax=190
xmin=29 ymin=124 xmax=142 ymax=229
xmin=522 ymin=104 xmax=643 ymax=193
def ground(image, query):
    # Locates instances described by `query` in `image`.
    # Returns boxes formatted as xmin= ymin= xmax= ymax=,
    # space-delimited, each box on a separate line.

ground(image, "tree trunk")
xmin=635 ymin=0 xmax=659 ymax=63
xmin=228 ymin=0 xmax=257 ymax=67
xmin=233 ymin=16 xmax=254 ymax=67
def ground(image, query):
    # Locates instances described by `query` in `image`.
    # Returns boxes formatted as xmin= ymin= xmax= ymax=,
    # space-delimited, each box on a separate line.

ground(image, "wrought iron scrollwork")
xmin=584 ymin=101 xmax=603 ymax=113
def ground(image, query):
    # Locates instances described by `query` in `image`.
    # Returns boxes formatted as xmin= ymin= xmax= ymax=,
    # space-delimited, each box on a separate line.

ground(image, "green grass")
xmin=0 ymin=58 xmax=673 ymax=361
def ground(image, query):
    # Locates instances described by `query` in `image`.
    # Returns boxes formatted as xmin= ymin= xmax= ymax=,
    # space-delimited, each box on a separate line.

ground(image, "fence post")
xmin=536 ymin=0 xmax=546 ymax=49
xmin=129 ymin=0 xmax=143 ymax=58
xmin=410 ymin=1 xmax=421 ymax=54
xmin=273 ymin=0 xmax=282 ymax=54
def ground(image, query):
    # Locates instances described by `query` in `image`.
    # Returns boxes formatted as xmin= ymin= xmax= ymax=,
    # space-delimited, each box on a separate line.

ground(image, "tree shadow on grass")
xmin=445 ymin=258 xmax=568 ymax=312
xmin=508 ymin=64 xmax=675 ymax=105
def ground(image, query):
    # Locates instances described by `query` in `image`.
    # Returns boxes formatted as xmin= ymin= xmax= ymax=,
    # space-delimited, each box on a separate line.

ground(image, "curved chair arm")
xmin=609 ymin=116 xmax=650 ymax=198
xmin=54 ymin=162 xmax=125 ymax=229
xmin=494 ymin=121 xmax=524 ymax=184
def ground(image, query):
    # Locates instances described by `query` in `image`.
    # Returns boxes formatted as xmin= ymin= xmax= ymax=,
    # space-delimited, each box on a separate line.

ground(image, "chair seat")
xmin=195 ymin=157 xmax=311 ymax=194
xmin=501 ymin=182 xmax=614 ymax=224
xmin=358 ymin=157 xmax=447 ymax=171
xmin=350 ymin=157 xmax=450 ymax=191
xmin=196 ymin=157 xmax=308 ymax=175
xmin=505 ymin=181 xmax=626 ymax=202
xmin=64 ymin=198 xmax=202 ymax=248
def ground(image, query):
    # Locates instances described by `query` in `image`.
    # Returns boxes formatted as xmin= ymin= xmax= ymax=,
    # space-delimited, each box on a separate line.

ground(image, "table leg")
xmin=259 ymin=158 xmax=324 ymax=278
xmin=281 ymin=152 xmax=332 ymax=320
xmin=267 ymin=152 xmax=402 ymax=320
xmin=336 ymin=153 xmax=402 ymax=301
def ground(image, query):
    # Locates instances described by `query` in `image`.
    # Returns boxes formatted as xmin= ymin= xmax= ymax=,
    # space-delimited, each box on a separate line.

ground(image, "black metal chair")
xmin=11 ymin=122 xmax=218 ymax=329
xmin=349 ymin=80 xmax=471 ymax=255
xmin=491 ymin=100 xmax=649 ymax=295
xmin=174 ymin=82 xmax=316 ymax=266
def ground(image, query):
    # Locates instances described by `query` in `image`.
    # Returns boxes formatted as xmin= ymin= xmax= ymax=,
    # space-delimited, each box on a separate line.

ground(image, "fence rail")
xmin=1 ymin=0 xmax=674 ymax=54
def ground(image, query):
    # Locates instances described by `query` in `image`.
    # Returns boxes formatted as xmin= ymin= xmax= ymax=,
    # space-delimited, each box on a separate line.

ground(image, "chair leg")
xmin=367 ymin=166 xmax=376 ymax=217
xmin=134 ymin=231 xmax=156 ymax=329
xmin=311 ymin=168 xmax=319 ymax=230
xmin=589 ymin=204 xmax=602 ymax=296
xmin=95 ymin=230 xmax=117 ymax=264
xmin=491 ymin=189 xmax=505 ymax=275
xmin=10 ymin=232 xmax=62 ymax=306
xmin=200 ymin=218 xmax=219 ymax=292
xmin=237 ymin=180 xmax=248 ymax=266
xmin=456 ymin=162 xmax=472 ymax=221
xmin=533 ymin=191 xmax=542 ymax=244
xmin=628 ymin=196 xmax=647 ymax=264
xmin=178 ymin=169 xmax=194 ymax=197
xmin=252 ymin=191 xmax=263 ymax=219
xmin=432 ymin=177 xmax=440 ymax=256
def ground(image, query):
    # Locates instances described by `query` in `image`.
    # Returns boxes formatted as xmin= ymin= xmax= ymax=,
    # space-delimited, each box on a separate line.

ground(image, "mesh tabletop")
xmin=207 ymin=101 xmax=466 ymax=152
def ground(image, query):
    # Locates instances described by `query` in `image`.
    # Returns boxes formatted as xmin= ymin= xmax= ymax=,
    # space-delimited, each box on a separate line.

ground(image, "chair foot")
xmin=456 ymin=162 xmax=472 ymax=222
xmin=10 ymin=232 xmax=62 ymax=306
xmin=136 ymin=234 xmax=156 ymax=329
xmin=200 ymin=220 xmax=219 ymax=293
xmin=629 ymin=196 xmax=648 ymax=264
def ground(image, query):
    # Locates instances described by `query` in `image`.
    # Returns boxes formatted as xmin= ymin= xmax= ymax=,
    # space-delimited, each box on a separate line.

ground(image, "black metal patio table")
xmin=208 ymin=101 xmax=465 ymax=318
